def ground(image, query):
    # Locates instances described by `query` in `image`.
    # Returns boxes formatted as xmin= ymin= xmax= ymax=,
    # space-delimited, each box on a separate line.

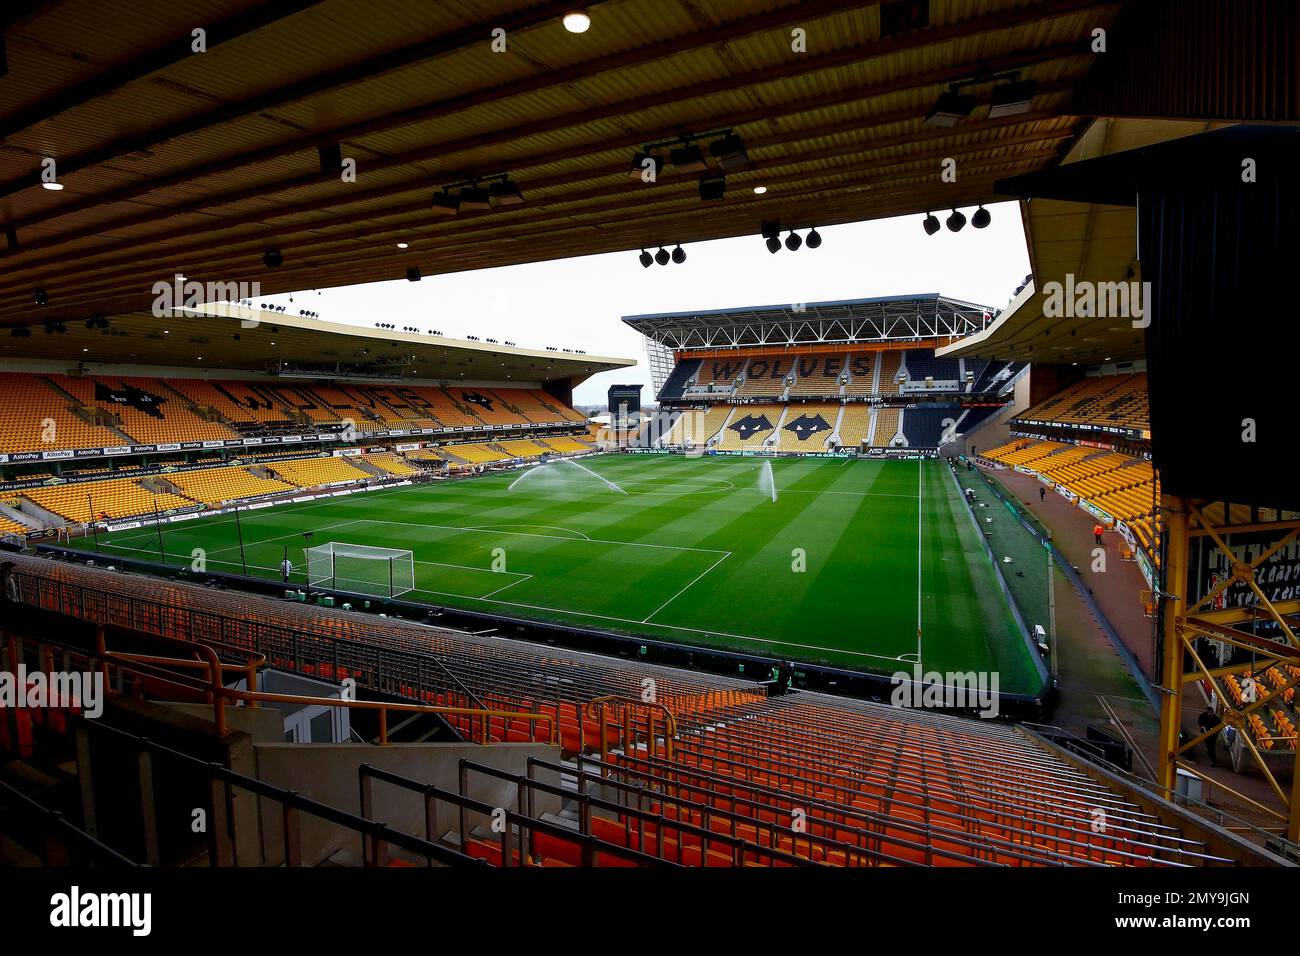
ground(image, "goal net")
xmin=305 ymin=542 xmax=415 ymax=598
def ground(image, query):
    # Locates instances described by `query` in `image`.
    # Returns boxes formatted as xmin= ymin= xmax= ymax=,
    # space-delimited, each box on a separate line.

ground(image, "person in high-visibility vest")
xmin=1093 ymin=523 xmax=1104 ymax=545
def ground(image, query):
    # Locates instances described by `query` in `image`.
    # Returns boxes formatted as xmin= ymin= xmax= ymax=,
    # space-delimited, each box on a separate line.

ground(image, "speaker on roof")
xmin=318 ymin=143 xmax=342 ymax=175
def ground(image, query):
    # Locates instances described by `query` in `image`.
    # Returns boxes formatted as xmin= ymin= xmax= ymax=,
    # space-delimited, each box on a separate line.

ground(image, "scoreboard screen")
xmin=607 ymin=384 xmax=642 ymax=416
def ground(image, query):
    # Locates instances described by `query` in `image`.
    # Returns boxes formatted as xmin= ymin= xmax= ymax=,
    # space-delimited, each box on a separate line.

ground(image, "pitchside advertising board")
xmin=0 ymin=423 xmax=572 ymax=464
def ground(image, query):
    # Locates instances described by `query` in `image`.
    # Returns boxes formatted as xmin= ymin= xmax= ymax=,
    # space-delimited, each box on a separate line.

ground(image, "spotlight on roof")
xmin=34 ymin=289 xmax=48 ymax=306
xmin=458 ymin=185 xmax=491 ymax=211
xmin=263 ymin=248 xmax=283 ymax=268
xmin=752 ymin=185 xmax=767 ymax=195
xmin=923 ymin=88 xmax=975 ymax=128
xmin=765 ymin=236 xmax=781 ymax=254
xmin=431 ymin=190 xmax=461 ymax=216
xmin=806 ymin=227 xmax=822 ymax=249
xmin=654 ymin=247 xmax=670 ymax=266
xmin=785 ymin=230 xmax=802 ymax=251
xmin=946 ymin=209 xmax=967 ymax=232
xmin=627 ymin=152 xmax=663 ymax=182
xmin=670 ymin=143 xmax=708 ymax=174
xmin=638 ymin=249 xmax=653 ymax=268
xmin=562 ymin=11 xmax=590 ymax=33
xmin=406 ymin=266 xmax=422 ymax=282
xmin=671 ymin=244 xmax=686 ymax=264
xmin=922 ymin=212 xmax=941 ymax=236
xmin=988 ymin=79 xmax=1038 ymax=118
xmin=396 ymin=242 xmax=409 ymax=249
xmin=41 ymin=181 xmax=64 ymax=191
xmin=699 ymin=174 xmax=726 ymax=202
xmin=709 ymin=132 xmax=749 ymax=171
xmin=489 ymin=177 xmax=525 ymax=206
xmin=971 ymin=205 xmax=992 ymax=229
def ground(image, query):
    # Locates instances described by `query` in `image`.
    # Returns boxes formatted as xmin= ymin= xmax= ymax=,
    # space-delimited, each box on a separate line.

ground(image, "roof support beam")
xmin=0 ymin=0 xmax=868 ymax=201
xmin=0 ymin=113 xmax=1071 ymax=291
xmin=5 ymin=40 xmax=1085 ymax=253
xmin=0 ymin=137 xmax=1067 ymax=307
xmin=4 ymin=0 xmax=1113 ymax=214
xmin=0 ymin=160 xmax=1042 ymax=317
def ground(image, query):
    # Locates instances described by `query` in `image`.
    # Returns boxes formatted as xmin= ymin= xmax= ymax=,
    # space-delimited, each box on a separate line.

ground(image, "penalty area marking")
xmin=330 ymin=516 xmax=731 ymax=556
xmin=464 ymin=524 xmax=592 ymax=541
xmin=641 ymin=551 xmax=731 ymax=623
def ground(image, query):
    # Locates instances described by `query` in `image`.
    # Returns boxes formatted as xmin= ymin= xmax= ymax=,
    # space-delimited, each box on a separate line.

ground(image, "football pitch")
xmin=82 ymin=454 xmax=1044 ymax=695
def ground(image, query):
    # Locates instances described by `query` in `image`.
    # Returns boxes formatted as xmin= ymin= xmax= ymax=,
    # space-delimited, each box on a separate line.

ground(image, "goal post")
xmin=305 ymin=542 xmax=415 ymax=598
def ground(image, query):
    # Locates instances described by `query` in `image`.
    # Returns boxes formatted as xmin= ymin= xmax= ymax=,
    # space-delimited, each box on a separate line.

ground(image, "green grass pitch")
xmin=83 ymin=454 xmax=1044 ymax=695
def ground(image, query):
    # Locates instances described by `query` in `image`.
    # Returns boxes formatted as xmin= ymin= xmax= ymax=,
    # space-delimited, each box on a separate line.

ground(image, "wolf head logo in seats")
xmin=783 ymin=414 xmax=830 ymax=440
xmin=94 ymin=381 xmax=167 ymax=419
xmin=728 ymin=413 xmax=772 ymax=440
xmin=461 ymin=391 xmax=494 ymax=411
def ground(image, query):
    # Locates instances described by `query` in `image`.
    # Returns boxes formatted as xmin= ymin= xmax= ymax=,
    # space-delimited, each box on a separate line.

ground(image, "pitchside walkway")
xmin=957 ymin=465 xmax=1151 ymax=744
xmin=990 ymin=466 xmax=1154 ymax=674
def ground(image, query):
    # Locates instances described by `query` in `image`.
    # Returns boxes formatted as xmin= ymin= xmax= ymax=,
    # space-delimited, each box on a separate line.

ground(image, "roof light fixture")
xmin=563 ymin=11 xmax=590 ymax=33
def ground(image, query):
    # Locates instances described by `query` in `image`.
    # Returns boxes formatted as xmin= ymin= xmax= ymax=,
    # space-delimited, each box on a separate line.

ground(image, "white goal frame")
xmin=305 ymin=542 xmax=415 ymax=598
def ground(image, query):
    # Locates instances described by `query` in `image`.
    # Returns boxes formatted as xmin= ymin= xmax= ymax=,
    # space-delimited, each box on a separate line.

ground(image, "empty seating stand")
xmin=901 ymin=405 xmax=961 ymax=448
xmin=657 ymin=360 xmax=701 ymax=402
xmin=3 ymin=552 xmax=1246 ymax=868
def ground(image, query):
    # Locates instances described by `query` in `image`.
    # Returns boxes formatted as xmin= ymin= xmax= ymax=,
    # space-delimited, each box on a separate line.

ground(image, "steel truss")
xmin=1157 ymin=496 xmax=1300 ymax=842
xmin=623 ymin=295 xmax=994 ymax=352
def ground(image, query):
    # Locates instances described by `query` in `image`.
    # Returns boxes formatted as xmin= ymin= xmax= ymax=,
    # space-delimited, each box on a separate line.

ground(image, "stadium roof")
xmin=939 ymin=118 xmax=1227 ymax=365
xmin=0 ymin=0 xmax=1126 ymax=328
xmin=623 ymin=293 xmax=995 ymax=350
xmin=0 ymin=303 xmax=632 ymax=382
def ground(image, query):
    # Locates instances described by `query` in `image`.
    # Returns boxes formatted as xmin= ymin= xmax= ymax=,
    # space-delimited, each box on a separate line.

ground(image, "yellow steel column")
xmin=1158 ymin=495 xmax=1190 ymax=796
xmin=1291 ymin=729 xmax=1300 ymax=843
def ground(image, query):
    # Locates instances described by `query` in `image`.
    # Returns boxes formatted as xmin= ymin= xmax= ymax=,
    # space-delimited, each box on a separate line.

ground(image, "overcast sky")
xmin=260 ymin=201 xmax=1030 ymax=406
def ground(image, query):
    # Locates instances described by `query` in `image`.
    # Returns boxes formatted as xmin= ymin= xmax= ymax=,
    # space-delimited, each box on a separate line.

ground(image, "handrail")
xmin=82 ymin=721 xmax=482 ymax=866
xmin=528 ymin=754 xmax=919 ymax=868
xmin=462 ymin=758 xmax=818 ymax=867
xmin=357 ymin=762 xmax=678 ymax=868
xmin=0 ymin=778 xmax=137 ymax=867
xmin=586 ymin=694 xmax=677 ymax=760
xmin=11 ymin=559 xmax=490 ymax=713
xmin=3 ymin=622 xmax=556 ymax=746
xmin=100 ymin=638 xmax=558 ymax=746
xmin=1094 ymin=694 xmax=1158 ymax=780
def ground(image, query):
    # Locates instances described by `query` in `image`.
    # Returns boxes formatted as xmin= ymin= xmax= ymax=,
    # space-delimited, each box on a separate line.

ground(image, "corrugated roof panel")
xmin=0 ymin=0 xmax=1133 ymax=323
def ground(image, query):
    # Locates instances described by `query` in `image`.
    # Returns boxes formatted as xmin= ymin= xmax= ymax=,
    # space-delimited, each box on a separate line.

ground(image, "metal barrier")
xmin=11 ymin=564 xmax=504 ymax=731
xmin=80 ymin=721 xmax=482 ymax=867
xmin=357 ymin=762 xmax=677 ymax=867
xmin=0 ymin=778 xmax=136 ymax=867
